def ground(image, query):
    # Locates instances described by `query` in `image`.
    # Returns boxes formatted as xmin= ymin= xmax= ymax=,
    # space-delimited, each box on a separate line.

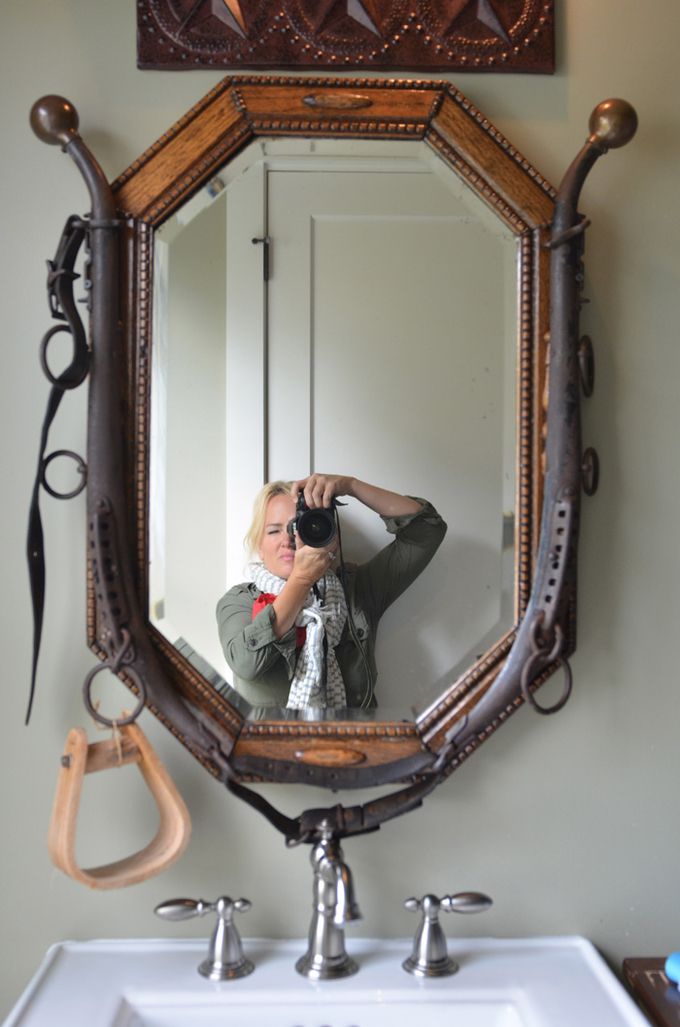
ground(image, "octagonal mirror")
xmin=39 ymin=72 xmax=640 ymax=829
xmin=89 ymin=76 xmax=558 ymax=790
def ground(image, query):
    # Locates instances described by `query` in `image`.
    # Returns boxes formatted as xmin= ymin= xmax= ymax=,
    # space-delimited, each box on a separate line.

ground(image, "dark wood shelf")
xmin=623 ymin=958 xmax=680 ymax=1027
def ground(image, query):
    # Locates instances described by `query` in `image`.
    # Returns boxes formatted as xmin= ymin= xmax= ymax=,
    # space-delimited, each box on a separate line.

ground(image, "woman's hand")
xmin=269 ymin=541 xmax=335 ymax=639
xmin=292 ymin=474 xmax=422 ymax=519
xmin=292 ymin=474 xmax=354 ymax=509
xmin=289 ymin=542 xmax=337 ymax=588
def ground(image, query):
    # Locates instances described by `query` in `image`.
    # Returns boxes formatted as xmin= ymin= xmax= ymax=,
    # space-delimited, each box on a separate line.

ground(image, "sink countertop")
xmin=4 ymin=936 xmax=650 ymax=1027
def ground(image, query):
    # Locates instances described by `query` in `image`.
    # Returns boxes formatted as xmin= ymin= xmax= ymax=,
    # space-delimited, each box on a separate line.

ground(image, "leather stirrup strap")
xmin=26 ymin=216 xmax=89 ymax=724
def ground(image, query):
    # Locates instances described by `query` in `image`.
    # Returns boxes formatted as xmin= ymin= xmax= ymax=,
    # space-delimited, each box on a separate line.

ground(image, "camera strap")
xmin=335 ymin=511 xmax=374 ymax=707
xmin=312 ymin=581 xmax=329 ymax=690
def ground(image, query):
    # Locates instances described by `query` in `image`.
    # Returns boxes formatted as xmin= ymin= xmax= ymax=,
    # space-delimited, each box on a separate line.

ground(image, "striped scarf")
xmin=249 ymin=563 xmax=348 ymax=709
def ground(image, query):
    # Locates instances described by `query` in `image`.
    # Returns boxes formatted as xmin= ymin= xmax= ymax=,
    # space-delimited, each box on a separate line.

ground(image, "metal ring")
xmin=39 ymin=323 xmax=84 ymax=388
xmin=521 ymin=649 xmax=575 ymax=714
xmin=82 ymin=632 xmax=145 ymax=728
xmin=40 ymin=449 xmax=87 ymax=500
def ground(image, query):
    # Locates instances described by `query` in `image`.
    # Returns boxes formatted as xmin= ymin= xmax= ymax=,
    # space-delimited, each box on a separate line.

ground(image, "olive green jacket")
xmin=215 ymin=500 xmax=446 ymax=710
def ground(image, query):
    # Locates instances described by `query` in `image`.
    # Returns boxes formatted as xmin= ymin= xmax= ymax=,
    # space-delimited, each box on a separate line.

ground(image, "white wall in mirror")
xmin=150 ymin=193 xmax=228 ymax=676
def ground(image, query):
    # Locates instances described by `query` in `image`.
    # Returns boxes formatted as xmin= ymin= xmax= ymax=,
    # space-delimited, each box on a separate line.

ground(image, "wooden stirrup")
xmin=48 ymin=723 xmax=191 ymax=889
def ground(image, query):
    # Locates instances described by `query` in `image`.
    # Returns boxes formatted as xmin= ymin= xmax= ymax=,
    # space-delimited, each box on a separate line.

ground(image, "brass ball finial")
xmin=588 ymin=99 xmax=638 ymax=150
xmin=30 ymin=95 xmax=80 ymax=147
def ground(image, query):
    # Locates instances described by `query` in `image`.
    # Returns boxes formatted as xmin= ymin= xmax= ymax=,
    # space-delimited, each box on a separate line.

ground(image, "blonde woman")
xmin=216 ymin=474 xmax=446 ymax=711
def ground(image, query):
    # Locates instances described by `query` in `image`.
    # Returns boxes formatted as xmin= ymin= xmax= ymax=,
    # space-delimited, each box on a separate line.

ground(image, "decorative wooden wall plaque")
xmin=137 ymin=1 xmax=554 ymax=73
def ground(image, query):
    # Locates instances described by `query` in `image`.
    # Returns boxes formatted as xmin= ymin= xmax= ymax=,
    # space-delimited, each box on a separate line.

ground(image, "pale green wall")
xmin=1 ymin=2 xmax=678 ymax=1018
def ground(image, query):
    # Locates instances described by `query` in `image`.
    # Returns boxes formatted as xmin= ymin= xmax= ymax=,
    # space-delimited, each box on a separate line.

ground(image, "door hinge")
xmin=251 ymin=235 xmax=271 ymax=281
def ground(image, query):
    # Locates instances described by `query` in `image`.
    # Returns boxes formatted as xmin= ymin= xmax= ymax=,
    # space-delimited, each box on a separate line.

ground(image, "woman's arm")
xmin=270 ymin=546 xmax=333 ymax=638
xmin=273 ymin=473 xmax=407 ymax=637
xmin=292 ymin=474 xmax=422 ymax=519
xmin=291 ymin=474 xmax=445 ymax=620
xmin=354 ymin=498 xmax=447 ymax=618
xmin=217 ymin=586 xmax=295 ymax=680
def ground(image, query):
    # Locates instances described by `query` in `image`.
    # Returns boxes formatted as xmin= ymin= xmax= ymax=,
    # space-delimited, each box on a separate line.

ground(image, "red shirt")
xmin=252 ymin=592 xmax=306 ymax=648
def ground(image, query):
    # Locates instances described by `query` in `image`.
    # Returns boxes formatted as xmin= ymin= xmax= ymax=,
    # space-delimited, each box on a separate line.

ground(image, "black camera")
xmin=287 ymin=494 xmax=337 ymax=548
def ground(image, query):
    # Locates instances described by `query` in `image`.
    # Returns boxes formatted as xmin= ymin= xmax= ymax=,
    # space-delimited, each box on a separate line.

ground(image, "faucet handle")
xmin=155 ymin=896 xmax=251 ymax=921
xmin=154 ymin=897 xmax=212 ymax=920
xmin=405 ymin=892 xmax=492 ymax=916
xmin=441 ymin=891 xmax=493 ymax=915
xmin=155 ymin=896 xmax=254 ymax=980
xmin=402 ymin=891 xmax=492 ymax=977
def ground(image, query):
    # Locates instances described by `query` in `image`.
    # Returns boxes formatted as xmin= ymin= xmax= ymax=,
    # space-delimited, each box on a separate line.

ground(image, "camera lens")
xmin=297 ymin=508 xmax=336 ymax=548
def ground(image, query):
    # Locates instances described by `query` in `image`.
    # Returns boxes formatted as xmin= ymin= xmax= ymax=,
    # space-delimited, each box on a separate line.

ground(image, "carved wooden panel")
xmin=137 ymin=0 xmax=554 ymax=73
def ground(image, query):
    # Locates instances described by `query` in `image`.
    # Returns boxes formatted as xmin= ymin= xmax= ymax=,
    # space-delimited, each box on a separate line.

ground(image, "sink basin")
xmin=4 ymin=937 xmax=648 ymax=1027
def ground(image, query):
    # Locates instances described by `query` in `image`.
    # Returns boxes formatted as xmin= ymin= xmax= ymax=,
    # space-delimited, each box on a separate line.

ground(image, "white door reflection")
xmin=149 ymin=139 xmax=517 ymax=720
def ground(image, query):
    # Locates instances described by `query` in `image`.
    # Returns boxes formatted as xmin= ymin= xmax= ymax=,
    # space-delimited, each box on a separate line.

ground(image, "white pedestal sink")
xmin=4 ymin=937 xmax=649 ymax=1027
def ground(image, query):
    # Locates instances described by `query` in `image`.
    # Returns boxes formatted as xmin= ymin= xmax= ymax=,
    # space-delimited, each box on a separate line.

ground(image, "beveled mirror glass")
xmin=148 ymin=135 xmax=519 ymax=722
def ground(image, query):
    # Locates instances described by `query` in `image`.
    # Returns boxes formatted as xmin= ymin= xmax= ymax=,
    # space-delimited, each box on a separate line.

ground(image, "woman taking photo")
xmin=216 ymin=474 xmax=446 ymax=711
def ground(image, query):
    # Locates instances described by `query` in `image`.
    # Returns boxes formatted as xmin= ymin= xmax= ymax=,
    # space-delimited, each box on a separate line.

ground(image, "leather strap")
xmin=26 ymin=216 xmax=90 ymax=724
xmin=225 ymin=766 xmax=442 ymax=846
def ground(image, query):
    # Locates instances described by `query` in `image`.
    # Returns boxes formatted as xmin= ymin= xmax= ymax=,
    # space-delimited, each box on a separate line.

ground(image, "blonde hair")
xmin=244 ymin=480 xmax=294 ymax=558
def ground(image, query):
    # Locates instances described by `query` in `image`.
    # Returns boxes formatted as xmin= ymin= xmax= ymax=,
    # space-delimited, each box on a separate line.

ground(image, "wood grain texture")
xmin=115 ymin=89 xmax=249 ymax=219
xmin=232 ymin=718 xmax=431 ymax=781
xmin=234 ymin=78 xmax=441 ymax=130
xmin=48 ymin=724 xmax=191 ymax=889
xmin=432 ymin=92 xmax=555 ymax=229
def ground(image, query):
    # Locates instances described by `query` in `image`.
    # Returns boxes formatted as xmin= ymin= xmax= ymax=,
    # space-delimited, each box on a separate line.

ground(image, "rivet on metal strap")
xmin=578 ymin=335 xmax=595 ymax=397
xmin=582 ymin=447 xmax=600 ymax=496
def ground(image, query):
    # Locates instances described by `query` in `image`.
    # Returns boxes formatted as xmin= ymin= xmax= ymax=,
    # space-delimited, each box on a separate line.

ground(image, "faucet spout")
xmin=296 ymin=833 xmax=360 ymax=979
xmin=333 ymin=858 xmax=362 ymax=925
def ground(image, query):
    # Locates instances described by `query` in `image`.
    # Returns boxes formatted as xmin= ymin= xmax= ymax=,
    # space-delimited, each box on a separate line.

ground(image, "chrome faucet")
xmin=296 ymin=826 xmax=361 ymax=979
xmin=403 ymin=891 xmax=493 ymax=977
xmin=155 ymin=896 xmax=254 ymax=980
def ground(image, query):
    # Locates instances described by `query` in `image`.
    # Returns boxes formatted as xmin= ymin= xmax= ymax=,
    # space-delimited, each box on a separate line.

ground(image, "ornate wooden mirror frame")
xmin=28 ymin=78 xmax=636 ymax=844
